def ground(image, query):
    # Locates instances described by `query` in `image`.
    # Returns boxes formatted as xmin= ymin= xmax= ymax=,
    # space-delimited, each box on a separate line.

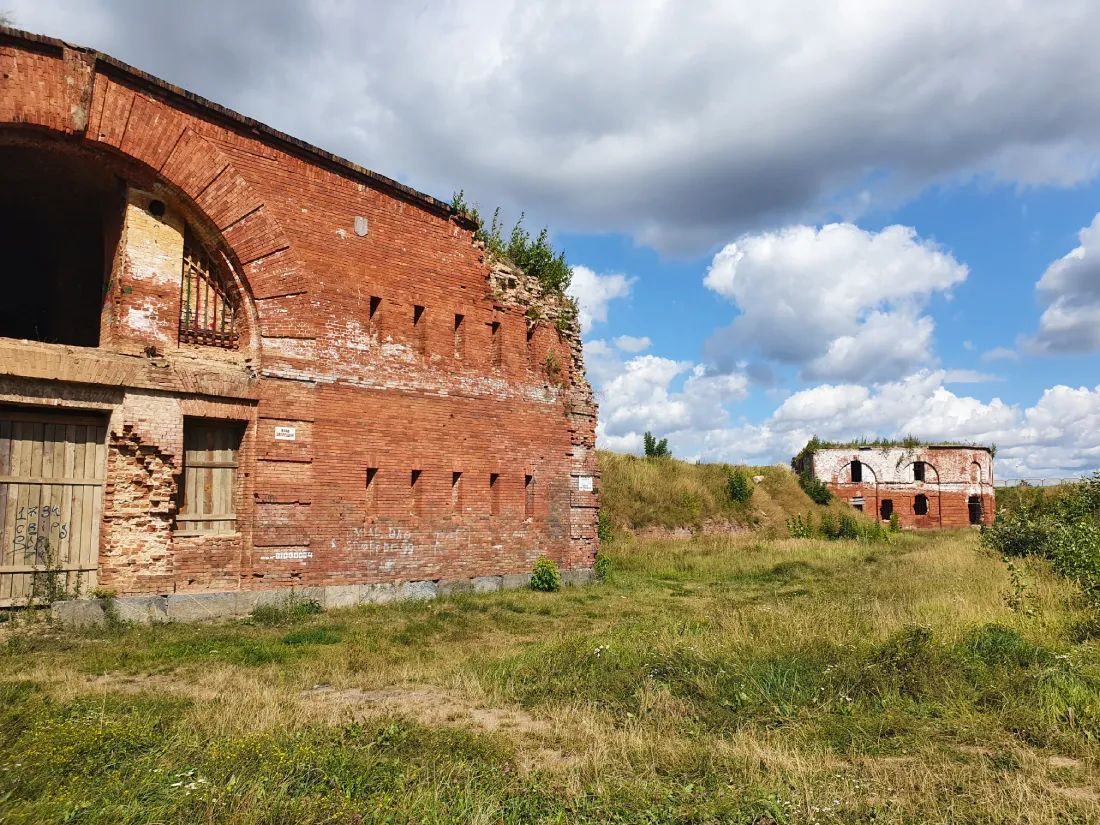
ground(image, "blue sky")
xmin=13 ymin=0 xmax=1100 ymax=478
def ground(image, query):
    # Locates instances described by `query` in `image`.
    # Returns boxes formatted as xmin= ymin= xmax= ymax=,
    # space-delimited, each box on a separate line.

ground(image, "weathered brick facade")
xmin=0 ymin=28 xmax=599 ymax=604
xmin=794 ymin=445 xmax=995 ymax=529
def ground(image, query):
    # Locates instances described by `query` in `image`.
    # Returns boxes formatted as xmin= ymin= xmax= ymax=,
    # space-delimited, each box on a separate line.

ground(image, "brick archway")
xmin=0 ymin=41 xmax=307 ymax=333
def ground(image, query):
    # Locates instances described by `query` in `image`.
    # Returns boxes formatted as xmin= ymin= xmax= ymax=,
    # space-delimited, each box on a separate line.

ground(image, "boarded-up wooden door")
xmin=176 ymin=421 xmax=241 ymax=535
xmin=0 ymin=409 xmax=107 ymax=606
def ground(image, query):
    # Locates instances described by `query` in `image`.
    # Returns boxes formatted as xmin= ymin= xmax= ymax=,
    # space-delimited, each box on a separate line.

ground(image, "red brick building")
xmin=793 ymin=444 xmax=995 ymax=529
xmin=0 ymin=29 xmax=598 ymax=617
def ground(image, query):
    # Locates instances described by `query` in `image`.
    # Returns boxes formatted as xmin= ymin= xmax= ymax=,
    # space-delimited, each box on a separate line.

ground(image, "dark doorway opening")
xmin=968 ymin=495 xmax=983 ymax=525
xmin=850 ymin=461 xmax=862 ymax=483
xmin=880 ymin=499 xmax=893 ymax=521
xmin=0 ymin=145 xmax=123 ymax=346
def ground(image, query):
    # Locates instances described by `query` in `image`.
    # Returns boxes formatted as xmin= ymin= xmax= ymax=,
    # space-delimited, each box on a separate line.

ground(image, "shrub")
xmin=787 ymin=513 xmax=812 ymax=539
xmin=530 ymin=556 xmax=562 ymax=592
xmin=798 ymin=470 xmax=832 ymax=505
xmin=981 ymin=473 xmax=1100 ymax=613
xmin=594 ymin=552 xmax=612 ymax=582
xmin=818 ymin=511 xmax=837 ymax=540
xmin=596 ymin=509 xmax=615 ymax=545
xmin=889 ymin=511 xmax=901 ymax=533
xmin=727 ymin=470 xmax=753 ymax=504
xmin=838 ymin=513 xmax=859 ymax=540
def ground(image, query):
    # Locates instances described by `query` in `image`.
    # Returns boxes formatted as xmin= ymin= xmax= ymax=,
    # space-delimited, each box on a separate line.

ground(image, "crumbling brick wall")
xmin=0 ymin=28 xmax=599 ymax=598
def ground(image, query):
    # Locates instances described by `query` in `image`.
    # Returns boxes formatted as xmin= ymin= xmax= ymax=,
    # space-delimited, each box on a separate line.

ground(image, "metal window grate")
xmin=179 ymin=234 xmax=238 ymax=348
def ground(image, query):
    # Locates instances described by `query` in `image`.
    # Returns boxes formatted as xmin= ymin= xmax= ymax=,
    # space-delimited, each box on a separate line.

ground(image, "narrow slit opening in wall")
xmin=413 ymin=305 xmax=426 ymax=355
xmin=526 ymin=326 xmax=535 ymax=369
xmin=524 ymin=474 xmax=534 ymax=519
xmin=369 ymin=296 xmax=381 ymax=339
xmin=365 ymin=467 xmax=378 ymax=512
xmin=451 ymin=471 xmax=462 ymax=508
xmin=489 ymin=472 xmax=500 ymax=515
xmin=850 ymin=461 xmax=862 ymax=483
xmin=913 ymin=461 xmax=925 ymax=482
xmin=490 ymin=321 xmax=502 ymax=367
xmin=454 ymin=314 xmax=465 ymax=360
xmin=410 ymin=469 xmax=422 ymax=515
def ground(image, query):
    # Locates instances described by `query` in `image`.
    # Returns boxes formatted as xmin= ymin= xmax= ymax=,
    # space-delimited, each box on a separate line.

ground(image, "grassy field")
xmin=2 ymin=530 xmax=1099 ymax=823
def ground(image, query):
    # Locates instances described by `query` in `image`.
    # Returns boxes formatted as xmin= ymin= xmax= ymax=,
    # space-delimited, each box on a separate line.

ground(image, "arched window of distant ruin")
xmin=179 ymin=228 xmax=238 ymax=348
xmin=970 ymin=462 xmax=982 ymax=483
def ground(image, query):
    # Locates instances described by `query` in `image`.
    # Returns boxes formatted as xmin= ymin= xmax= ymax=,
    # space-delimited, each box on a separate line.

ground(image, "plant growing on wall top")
xmin=793 ymin=433 xmax=993 ymax=467
xmin=451 ymin=191 xmax=573 ymax=296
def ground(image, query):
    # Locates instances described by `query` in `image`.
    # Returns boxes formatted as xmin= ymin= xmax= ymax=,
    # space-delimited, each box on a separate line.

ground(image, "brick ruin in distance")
xmin=0 ymin=28 xmax=599 ymax=609
xmin=793 ymin=444 xmax=996 ymax=529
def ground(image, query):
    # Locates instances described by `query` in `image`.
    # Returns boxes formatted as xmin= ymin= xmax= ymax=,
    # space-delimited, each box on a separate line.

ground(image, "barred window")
xmin=179 ymin=230 xmax=238 ymax=348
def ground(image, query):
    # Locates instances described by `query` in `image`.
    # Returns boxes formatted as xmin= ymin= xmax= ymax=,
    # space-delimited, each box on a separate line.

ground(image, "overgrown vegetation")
xmin=3 ymin=530 xmax=1098 ymax=822
xmin=642 ymin=430 xmax=670 ymax=459
xmin=982 ymin=472 xmax=1100 ymax=624
xmin=249 ymin=593 xmax=324 ymax=627
xmin=451 ymin=191 xmax=572 ymax=295
xmin=794 ymin=434 xmax=997 ymax=466
xmin=726 ymin=469 xmax=752 ymax=504
xmin=598 ymin=450 xmax=863 ymax=535
xmin=530 ymin=556 xmax=562 ymax=592
xmin=787 ymin=509 xmax=888 ymax=542
xmin=798 ymin=469 xmax=833 ymax=504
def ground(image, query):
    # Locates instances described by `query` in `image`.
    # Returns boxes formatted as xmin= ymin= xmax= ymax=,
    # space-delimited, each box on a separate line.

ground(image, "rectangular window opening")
xmin=914 ymin=494 xmax=929 ymax=516
xmin=454 ymin=314 xmax=465 ymax=360
xmin=410 ymin=469 xmax=422 ymax=515
xmin=850 ymin=461 xmax=862 ymax=483
xmin=490 ymin=321 xmax=502 ymax=368
xmin=489 ymin=472 xmax=500 ymax=515
xmin=913 ymin=461 xmax=925 ymax=482
xmin=451 ymin=471 xmax=462 ymax=508
xmin=880 ymin=499 xmax=894 ymax=521
xmin=524 ymin=474 xmax=534 ymax=519
xmin=365 ymin=467 xmax=379 ymax=512
xmin=176 ymin=420 xmax=243 ymax=535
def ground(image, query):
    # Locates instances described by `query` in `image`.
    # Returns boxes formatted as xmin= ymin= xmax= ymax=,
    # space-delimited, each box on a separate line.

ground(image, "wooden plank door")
xmin=0 ymin=409 xmax=107 ymax=606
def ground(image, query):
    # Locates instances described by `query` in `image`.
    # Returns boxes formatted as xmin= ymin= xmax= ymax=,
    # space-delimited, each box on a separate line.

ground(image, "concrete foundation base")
xmin=50 ymin=569 xmax=597 ymax=627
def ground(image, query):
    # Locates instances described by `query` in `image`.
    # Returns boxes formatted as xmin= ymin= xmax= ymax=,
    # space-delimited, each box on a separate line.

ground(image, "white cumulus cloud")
xmin=567 ymin=266 xmax=635 ymax=331
xmin=703 ymin=223 xmax=968 ymax=383
xmin=1023 ymin=213 xmax=1100 ymax=354
xmin=613 ymin=335 xmax=651 ymax=353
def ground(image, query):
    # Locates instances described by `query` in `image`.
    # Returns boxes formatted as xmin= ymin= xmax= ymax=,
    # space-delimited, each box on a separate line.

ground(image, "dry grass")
xmin=2 ymin=530 xmax=1099 ymax=823
xmin=598 ymin=450 xmax=858 ymax=535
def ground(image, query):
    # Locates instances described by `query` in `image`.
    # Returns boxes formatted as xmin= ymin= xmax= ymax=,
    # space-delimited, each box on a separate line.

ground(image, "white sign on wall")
xmin=274 ymin=426 xmax=297 ymax=441
xmin=578 ymin=476 xmax=594 ymax=492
